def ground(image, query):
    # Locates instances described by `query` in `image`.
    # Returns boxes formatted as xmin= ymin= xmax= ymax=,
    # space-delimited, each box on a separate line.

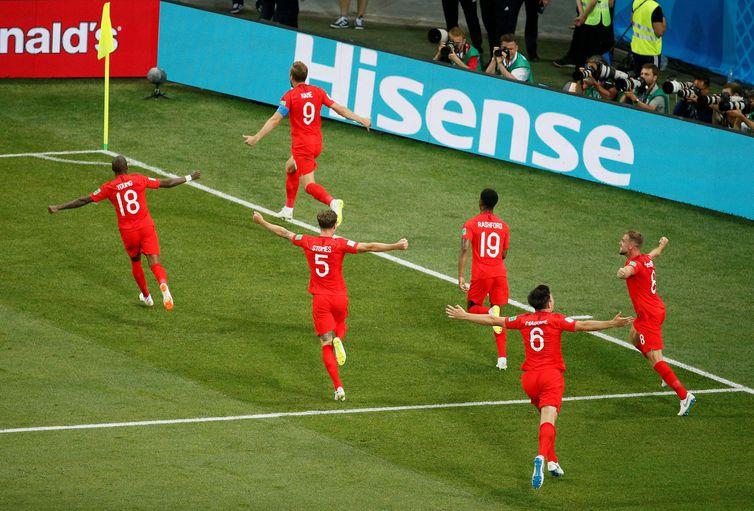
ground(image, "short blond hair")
xmin=625 ymin=230 xmax=644 ymax=247
xmin=290 ymin=61 xmax=308 ymax=83
xmin=448 ymin=26 xmax=466 ymax=38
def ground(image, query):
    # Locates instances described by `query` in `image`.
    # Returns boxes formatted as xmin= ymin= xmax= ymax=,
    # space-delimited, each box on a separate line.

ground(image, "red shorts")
xmin=467 ymin=275 xmax=509 ymax=306
xmin=119 ymin=224 xmax=160 ymax=259
xmin=634 ymin=310 xmax=665 ymax=355
xmin=292 ymin=143 xmax=323 ymax=176
xmin=311 ymin=294 xmax=348 ymax=337
xmin=521 ymin=368 xmax=565 ymax=413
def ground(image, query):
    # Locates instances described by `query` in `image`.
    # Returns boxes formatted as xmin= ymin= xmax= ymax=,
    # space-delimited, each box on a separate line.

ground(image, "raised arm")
xmin=48 ymin=195 xmax=93 ymax=214
xmin=458 ymin=237 xmax=471 ymax=292
xmin=252 ymin=211 xmax=294 ymax=240
xmin=243 ymin=111 xmax=284 ymax=146
xmin=159 ymin=170 xmax=202 ymax=188
xmin=647 ymin=236 xmax=668 ymax=259
xmin=356 ymin=238 xmax=408 ymax=253
xmin=329 ymin=102 xmax=371 ymax=131
xmin=445 ymin=305 xmax=506 ymax=327
xmin=574 ymin=313 xmax=633 ymax=331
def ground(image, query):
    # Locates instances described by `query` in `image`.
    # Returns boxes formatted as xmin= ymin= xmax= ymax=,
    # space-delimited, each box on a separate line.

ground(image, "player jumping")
xmin=48 ymin=155 xmax=200 ymax=310
xmin=617 ymin=231 xmax=696 ymax=416
xmin=446 ymin=285 xmax=632 ymax=489
xmin=252 ymin=210 xmax=407 ymax=401
xmin=458 ymin=188 xmax=511 ymax=369
xmin=243 ymin=61 xmax=371 ymax=225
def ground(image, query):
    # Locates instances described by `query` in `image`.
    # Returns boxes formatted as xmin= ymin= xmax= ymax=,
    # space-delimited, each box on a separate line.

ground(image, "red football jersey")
xmin=291 ymin=234 xmax=359 ymax=295
xmin=278 ymin=84 xmax=334 ymax=149
xmin=505 ymin=311 xmax=576 ymax=372
xmin=462 ymin=211 xmax=510 ymax=280
xmin=625 ymin=254 xmax=665 ymax=317
xmin=90 ymin=173 xmax=160 ymax=230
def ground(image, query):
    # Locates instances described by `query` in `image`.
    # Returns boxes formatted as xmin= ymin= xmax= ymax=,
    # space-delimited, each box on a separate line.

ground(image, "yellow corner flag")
xmin=99 ymin=2 xmax=115 ymax=150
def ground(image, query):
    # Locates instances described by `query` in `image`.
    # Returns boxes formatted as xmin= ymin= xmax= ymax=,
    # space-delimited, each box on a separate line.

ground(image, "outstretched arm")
xmin=445 ymin=305 xmax=506 ymax=327
xmin=574 ymin=313 xmax=633 ymax=331
xmin=252 ymin=211 xmax=294 ymax=240
xmin=48 ymin=196 xmax=93 ymax=214
xmin=243 ymin=111 xmax=284 ymax=146
xmin=647 ymin=236 xmax=668 ymax=260
xmin=160 ymin=170 xmax=202 ymax=188
xmin=458 ymin=238 xmax=471 ymax=292
xmin=357 ymin=238 xmax=408 ymax=253
xmin=329 ymin=102 xmax=371 ymax=131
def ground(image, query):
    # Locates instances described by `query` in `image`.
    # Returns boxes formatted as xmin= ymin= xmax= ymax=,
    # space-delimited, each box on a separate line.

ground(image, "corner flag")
xmin=99 ymin=2 xmax=115 ymax=150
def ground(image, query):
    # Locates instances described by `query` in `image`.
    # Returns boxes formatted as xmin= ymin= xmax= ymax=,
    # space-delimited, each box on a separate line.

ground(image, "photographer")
xmin=711 ymin=82 xmax=744 ymax=127
xmin=433 ymin=26 xmax=481 ymax=71
xmin=670 ymin=74 xmax=712 ymax=123
xmin=484 ymin=34 xmax=534 ymax=83
xmin=577 ymin=55 xmax=618 ymax=100
xmin=620 ymin=63 xmax=668 ymax=113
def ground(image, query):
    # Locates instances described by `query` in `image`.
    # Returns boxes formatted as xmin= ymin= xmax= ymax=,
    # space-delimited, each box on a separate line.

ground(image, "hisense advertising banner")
xmin=0 ymin=0 xmax=159 ymax=78
xmin=157 ymin=2 xmax=754 ymax=219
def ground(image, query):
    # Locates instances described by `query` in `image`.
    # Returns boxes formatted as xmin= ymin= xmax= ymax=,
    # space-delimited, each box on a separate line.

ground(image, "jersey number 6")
xmin=529 ymin=327 xmax=545 ymax=352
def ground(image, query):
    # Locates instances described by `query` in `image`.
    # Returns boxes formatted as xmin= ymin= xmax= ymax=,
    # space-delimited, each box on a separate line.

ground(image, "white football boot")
xmin=531 ymin=455 xmax=545 ymax=489
xmin=277 ymin=206 xmax=294 ymax=221
xmin=678 ymin=392 xmax=696 ymax=416
xmin=139 ymin=293 xmax=154 ymax=307
xmin=334 ymin=386 xmax=346 ymax=401
xmin=547 ymin=461 xmax=564 ymax=477
xmin=159 ymin=283 xmax=174 ymax=311
xmin=330 ymin=199 xmax=344 ymax=226
xmin=496 ymin=357 xmax=508 ymax=370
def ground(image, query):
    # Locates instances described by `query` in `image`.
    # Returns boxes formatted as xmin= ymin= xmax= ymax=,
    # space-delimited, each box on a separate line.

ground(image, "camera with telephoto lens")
xmin=615 ymin=76 xmax=647 ymax=93
xmin=572 ymin=62 xmax=628 ymax=82
xmin=662 ymin=80 xmax=695 ymax=94
xmin=493 ymin=47 xmax=510 ymax=58
xmin=440 ymin=40 xmax=457 ymax=60
xmin=699 ymin=92 xmax=750 ymax=113
xmin=677 ymin=88 xmax=699 ymax=100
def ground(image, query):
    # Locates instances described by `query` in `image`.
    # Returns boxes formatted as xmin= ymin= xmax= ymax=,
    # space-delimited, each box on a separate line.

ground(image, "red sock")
xmin=285 ymin=172 xmax=300 ymax=208
xmin=322 ymin=345 xmax=342 ymax=389
xmin=538 ymin=422 xmax=556 ymax=459
xmin=131 ymin=260 xmax=149 ymax=296
xmin=654 ymin=361 xmax=688 ymax=400
xmin=547 ymin=431 xmax=558 ymax=462
xmin=468 ymin=305 xmax=488 ymax=314
xmin=149 ymin=263 xmax=168 ymax=285
xmin=304 ymin=182 xmax=333 ymax=206
xmin=494 ymin=329 xmax=507 ymax=358
xmin=335 ymin=322 xmax=347 ymax=340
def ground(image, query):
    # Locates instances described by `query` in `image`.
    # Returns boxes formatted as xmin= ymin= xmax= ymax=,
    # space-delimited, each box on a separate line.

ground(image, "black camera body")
xmin=572 ymin=62 xmax=629 ymax=83
xmin=493 ymin=47 xmax=510 ymax=59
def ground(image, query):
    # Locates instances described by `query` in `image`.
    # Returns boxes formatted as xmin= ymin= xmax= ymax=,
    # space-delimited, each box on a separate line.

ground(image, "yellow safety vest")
xmin=583 ymin=0 xmax=611 ymax=27
xmin=631 ymin=0 xmax=662 ymax=56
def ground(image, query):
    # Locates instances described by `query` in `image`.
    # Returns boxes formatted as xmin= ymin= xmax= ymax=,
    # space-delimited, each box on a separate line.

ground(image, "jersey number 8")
xmin=303 ymin=102 xmax=316 ymax=126
xmin=115 ymin=190 xmax=140 ymax=216
xmin=479 ymin=232 xmax=501 ymax=258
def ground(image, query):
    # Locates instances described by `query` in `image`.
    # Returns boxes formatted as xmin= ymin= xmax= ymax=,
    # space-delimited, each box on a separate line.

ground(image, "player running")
xmin=458 ymin=188 xmax=511 ymax=369
xmin=252 ymin=210 xmax=407 ymax=401
xmin=446 ymin=285 xmax=632 ymax=490
xmin=243 ymin=61 xmax=371 ymax=225
xmin=617 ymin=231 xmax=696 ymax=416
xmin=48 ymin=155 xmax=200 ymax=310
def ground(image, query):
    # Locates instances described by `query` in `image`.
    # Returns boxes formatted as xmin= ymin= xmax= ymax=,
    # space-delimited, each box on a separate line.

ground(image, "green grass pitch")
xmin=0 ymin=78 xmax=752 ymax=509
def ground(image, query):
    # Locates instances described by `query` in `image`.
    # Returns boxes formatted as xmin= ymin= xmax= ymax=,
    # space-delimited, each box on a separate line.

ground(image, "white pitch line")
xmin=6 ymin=148 xmax=754 ymax=396
xmin=31 ymin=154 xmax=111 ymax=166
xmin=0 ymin=149 xmax=102 ymax=159
xmin=0 ymin=387 xmax=743 ymax=435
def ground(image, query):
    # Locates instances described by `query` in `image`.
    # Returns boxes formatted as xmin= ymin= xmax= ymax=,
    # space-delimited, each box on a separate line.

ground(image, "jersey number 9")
xmin=303 ymin=102 xmax=316 ymax=126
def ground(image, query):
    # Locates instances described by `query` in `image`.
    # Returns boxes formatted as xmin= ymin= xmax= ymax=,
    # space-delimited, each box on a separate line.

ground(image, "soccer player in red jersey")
xmin=252 ymin=209 xmax=407 ymax=401
xmin=243 ymin=61 xmax=371 ymax=225
xmin=48 ymin=155 xmax=200 ymax=310
xmin=617 ymin=231 xmax=696 ymax=416
xmin=458 ymin=188 xmax=511 ymax=370
xmin=446 ymin=285 xmax=632 ymax=489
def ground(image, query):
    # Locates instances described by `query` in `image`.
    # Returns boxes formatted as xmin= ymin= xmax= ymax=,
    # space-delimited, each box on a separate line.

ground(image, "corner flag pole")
xmin=98 ymin=2 xmax=115 ymax=150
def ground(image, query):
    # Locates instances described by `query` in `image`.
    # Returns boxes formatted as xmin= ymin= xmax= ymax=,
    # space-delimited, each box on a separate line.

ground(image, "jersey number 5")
xmin=529 ymin=327 xmax=545 ymax=352
xmin=115 ymin=190 xmax=140 ymax=216
xmin=303 ymin=102 xmax=315 ymax=125
xmin=479 ymin=232 xmax=501 ymax=258
xmin=315 ymin=254 xmax=330 ymax=277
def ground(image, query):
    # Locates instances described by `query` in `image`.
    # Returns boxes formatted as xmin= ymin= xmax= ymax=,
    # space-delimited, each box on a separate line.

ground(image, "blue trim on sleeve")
xmin=276 ymin=105 xmax=289 ymax=117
